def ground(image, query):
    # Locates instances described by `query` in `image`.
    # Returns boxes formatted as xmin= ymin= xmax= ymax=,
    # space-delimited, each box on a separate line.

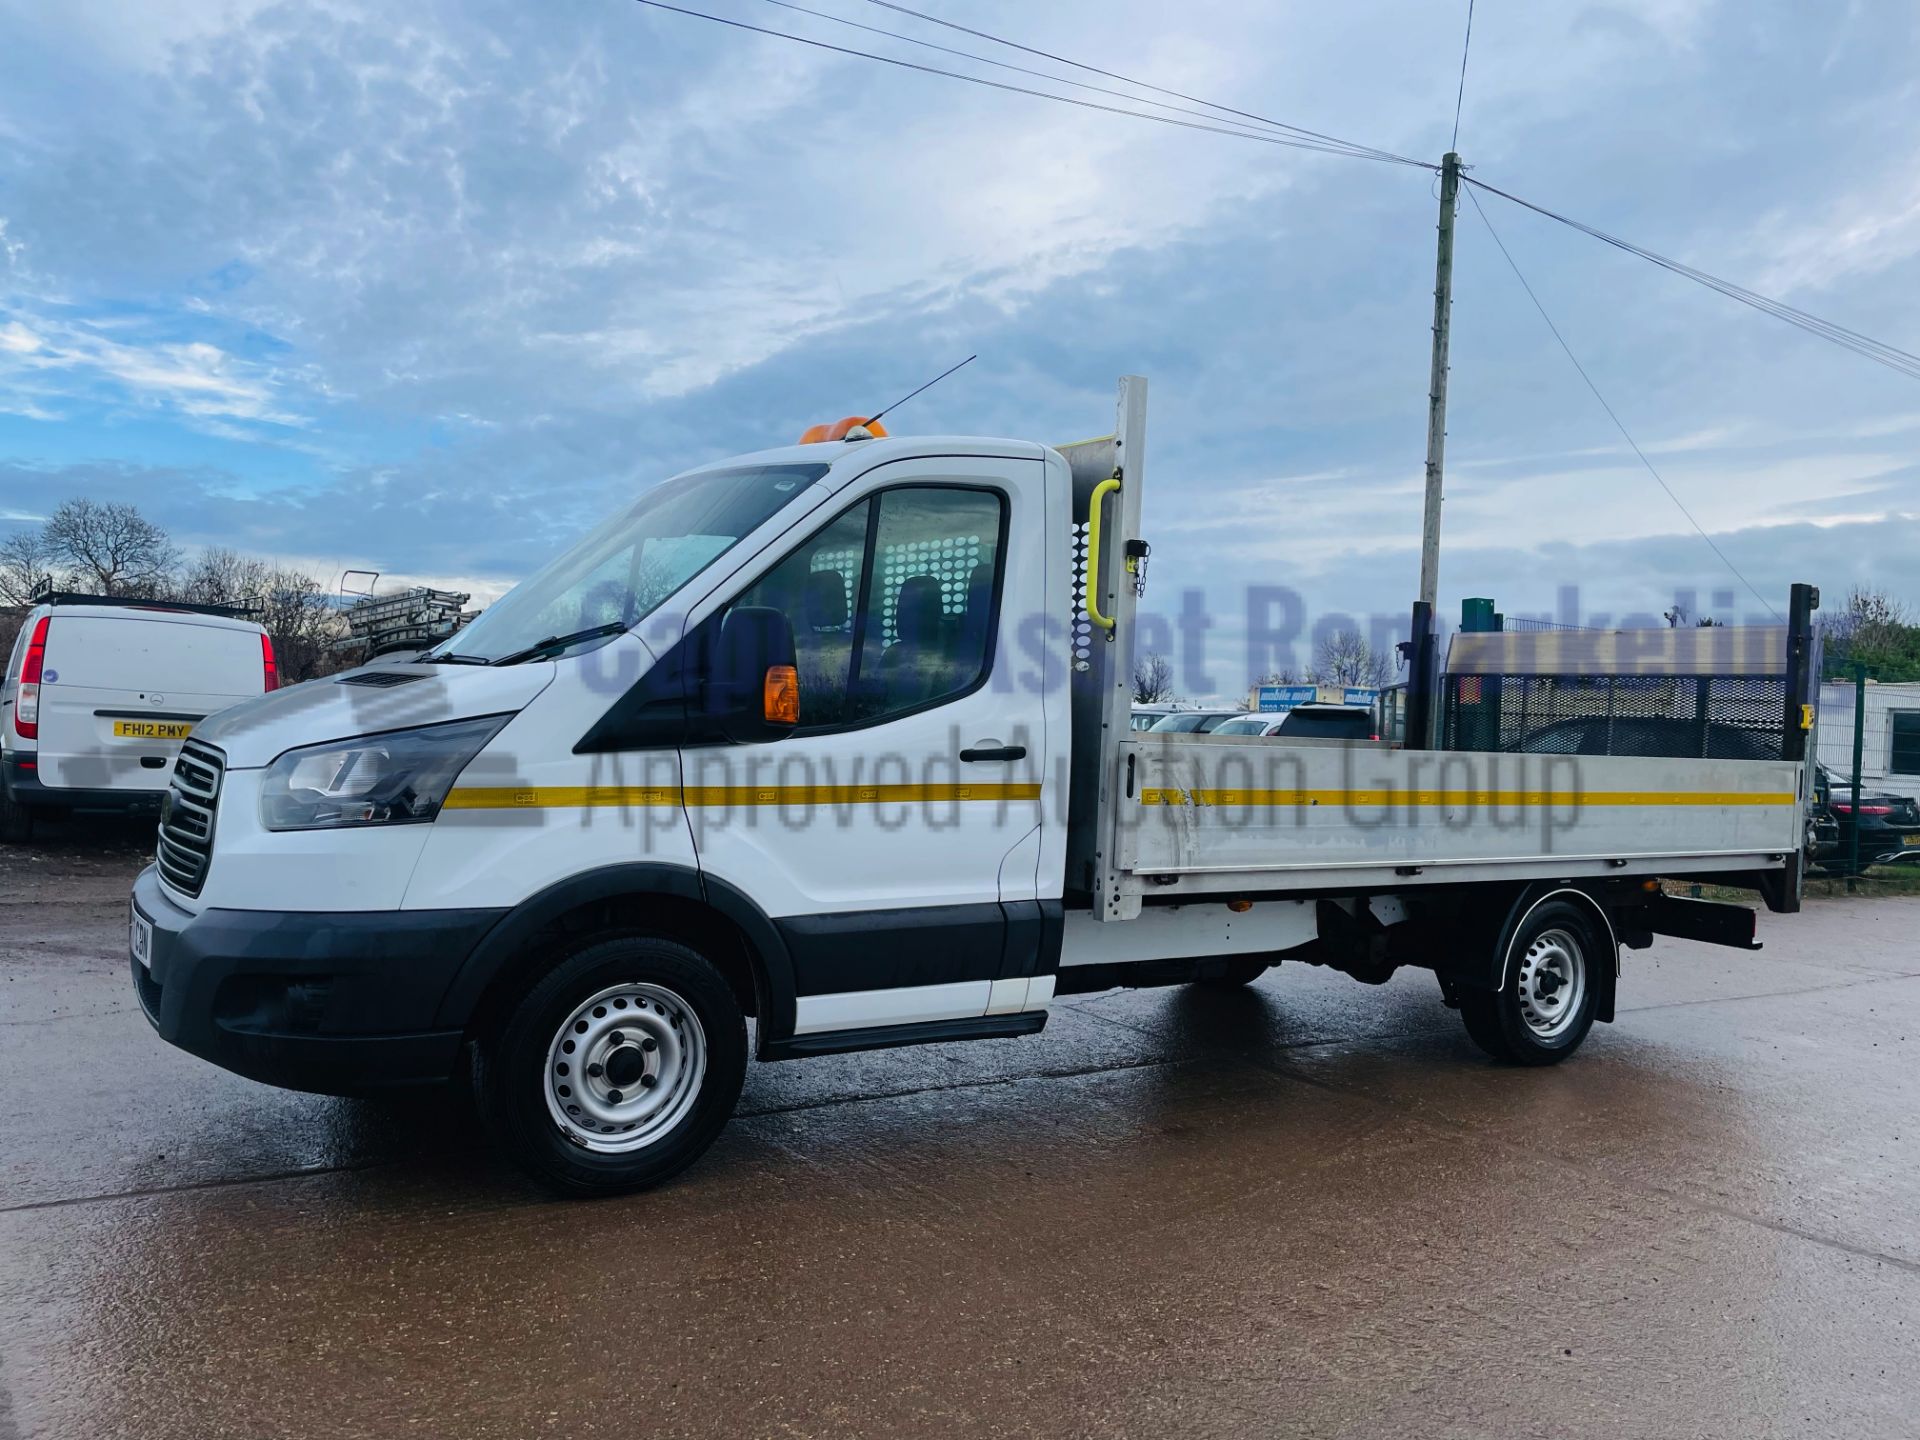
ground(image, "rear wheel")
xmin=474 ymin=935 xmax=746 ymax=1197
xmin=1458 ymin=899 xmax=1602 ymax=1065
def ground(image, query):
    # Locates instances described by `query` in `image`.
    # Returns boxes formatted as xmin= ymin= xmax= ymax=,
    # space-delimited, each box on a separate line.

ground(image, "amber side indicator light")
xmin=764 ymin=665 xmax=800 ymax=725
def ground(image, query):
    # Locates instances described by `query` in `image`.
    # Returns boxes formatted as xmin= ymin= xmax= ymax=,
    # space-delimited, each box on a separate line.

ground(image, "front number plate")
xmin=114 ymin=720 xmax=193 ymax=741
xmin=130 ymin=907 xmax=154 ymax=970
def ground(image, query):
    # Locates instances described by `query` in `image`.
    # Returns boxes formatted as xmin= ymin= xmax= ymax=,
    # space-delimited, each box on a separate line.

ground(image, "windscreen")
xmin=45 ymin=616 xmax=262 ymax=696
xmin=436 ymin=462 xmax=830 ymax=663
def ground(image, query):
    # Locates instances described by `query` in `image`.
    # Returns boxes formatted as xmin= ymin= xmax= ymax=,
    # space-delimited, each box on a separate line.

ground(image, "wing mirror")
xmin=710 ymin=606 xmax=799 ymax=743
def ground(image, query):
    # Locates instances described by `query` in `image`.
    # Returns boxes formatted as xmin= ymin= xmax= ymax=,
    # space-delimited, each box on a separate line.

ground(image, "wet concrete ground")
xmin=3 ymin=825 xmax=1919 ymax=1438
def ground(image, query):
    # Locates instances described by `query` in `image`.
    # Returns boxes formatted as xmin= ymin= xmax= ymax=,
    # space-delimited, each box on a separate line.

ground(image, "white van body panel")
xmin=184 ymin=766 xmax=436 ymax=914
xmin=191 ymin=662 xmax=554 ymax=769
xmin=22 ymin=606 xmax=267 ymax=795
xmin=401 ymin=637 xmax=704 ymax=912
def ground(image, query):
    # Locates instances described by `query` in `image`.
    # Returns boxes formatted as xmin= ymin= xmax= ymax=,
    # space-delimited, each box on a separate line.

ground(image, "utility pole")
xmin=1418 ymin=152 xmax=1461 ymax=620
xmin=1415 ymin=151 xmax=1461 ymax=745
xmin=1848 ymin=662 xmax=1867 ymax=893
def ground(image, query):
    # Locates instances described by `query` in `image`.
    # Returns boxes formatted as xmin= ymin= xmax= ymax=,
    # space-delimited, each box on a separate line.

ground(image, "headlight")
xmin=259 ymin=716 xmax=510 ymax=832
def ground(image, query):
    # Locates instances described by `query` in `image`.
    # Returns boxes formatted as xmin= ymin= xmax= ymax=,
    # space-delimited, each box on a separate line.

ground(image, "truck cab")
xmin=132 ymin=425 xmax=1079 ymax=1192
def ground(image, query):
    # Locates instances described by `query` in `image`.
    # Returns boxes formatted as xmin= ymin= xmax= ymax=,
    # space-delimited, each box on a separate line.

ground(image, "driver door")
xmin=683 ymin=454 xmax=1050 ymax=1042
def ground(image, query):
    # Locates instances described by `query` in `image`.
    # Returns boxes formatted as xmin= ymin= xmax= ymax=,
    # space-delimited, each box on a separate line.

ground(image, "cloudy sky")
xmin=2 ymin=0 xmax=1918 ymax=693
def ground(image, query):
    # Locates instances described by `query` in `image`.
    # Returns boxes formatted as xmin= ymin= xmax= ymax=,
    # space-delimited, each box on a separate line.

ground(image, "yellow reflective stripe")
xmin=1137 ymin=788 xmax=1795 ymax=808
xmin=442 ymin=787 xmax=677 ymax=810
xmin=442 ymin=783 xmax=1043 ymax=811
xmin=683 ymin=783 xmax=1041 ymax=806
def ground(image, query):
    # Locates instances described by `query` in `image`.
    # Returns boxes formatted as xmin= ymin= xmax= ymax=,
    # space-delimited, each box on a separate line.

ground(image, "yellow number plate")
xmin=113 ymin=720 xmax=193 ymax=741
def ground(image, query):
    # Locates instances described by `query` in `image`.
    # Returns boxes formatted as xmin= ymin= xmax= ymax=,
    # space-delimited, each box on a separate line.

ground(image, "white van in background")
xmin=1 ymin=593 xmax=276 ymax=841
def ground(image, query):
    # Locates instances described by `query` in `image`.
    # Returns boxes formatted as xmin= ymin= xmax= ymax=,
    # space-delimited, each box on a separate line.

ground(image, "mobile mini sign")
xmin=1255 ymin=683 xmax=1379 ymax=713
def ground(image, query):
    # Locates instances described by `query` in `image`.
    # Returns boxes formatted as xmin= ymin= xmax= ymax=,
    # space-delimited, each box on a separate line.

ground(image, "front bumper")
xmin=130 ymin=866 xmax=505 ymax=1094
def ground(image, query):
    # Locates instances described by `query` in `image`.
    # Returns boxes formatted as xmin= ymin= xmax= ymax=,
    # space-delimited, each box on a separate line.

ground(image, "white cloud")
xmin=0 ymin=303 xmax=300 ymax=426
xmin=1 ymin=0 xmax=1918 ymax=643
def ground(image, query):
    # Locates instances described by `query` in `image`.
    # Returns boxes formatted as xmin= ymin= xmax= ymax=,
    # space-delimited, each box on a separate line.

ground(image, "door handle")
xmin=959 ymin=745 xmax=1026 ymax=763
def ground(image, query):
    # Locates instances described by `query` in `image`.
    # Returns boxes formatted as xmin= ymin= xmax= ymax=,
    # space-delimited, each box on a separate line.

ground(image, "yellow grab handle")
xmin=1084 ymin=473 xmax=1121 ymax=632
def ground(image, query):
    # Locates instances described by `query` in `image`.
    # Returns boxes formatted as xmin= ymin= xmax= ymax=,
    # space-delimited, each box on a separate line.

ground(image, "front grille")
xmin=157 ymin=740 xmax=225 ymax=898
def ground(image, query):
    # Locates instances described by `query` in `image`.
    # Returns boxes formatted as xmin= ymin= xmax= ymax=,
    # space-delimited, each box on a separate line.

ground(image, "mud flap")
xmin=1638 ymin=893 xmax=1762 ymax=951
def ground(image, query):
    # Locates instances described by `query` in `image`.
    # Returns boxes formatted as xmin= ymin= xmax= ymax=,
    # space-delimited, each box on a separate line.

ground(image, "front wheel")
xmin=474 ymin=935 xmax=747 ymax=1197
xmin=1458 ymin=899 xmax=1603 ymax=1065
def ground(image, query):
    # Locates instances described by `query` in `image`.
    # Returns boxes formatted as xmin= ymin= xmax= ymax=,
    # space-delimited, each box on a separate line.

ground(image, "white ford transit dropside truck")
xmin=129 ymin=378 xmax=1814 ymax=1195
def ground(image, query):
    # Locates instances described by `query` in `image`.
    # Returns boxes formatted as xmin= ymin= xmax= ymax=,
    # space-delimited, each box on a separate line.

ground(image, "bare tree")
xmin=1246 ymin=666 xmax=1301 ymax=708
xmin=1132 ymin=651 xmax=1175 ymax=704
xmin=256 ymin=568 xmax=351 ymax=682
xmin=176 ymin=546 xmax=350 ymax=682
xmin=1309 ymin=629 xmax=1393 ymax=688
xmin=0 ymin=530 xmax=55 ymax=607
xmin=1826 ymin=585 xmax=1920 ymax=681
xmin=1829 ymin=586 xmax=1909 ymax=648
xmin=41 ymin=500 xmax=179 ymax=595
xmin=178 ymin=547 xmax=272 ymax=608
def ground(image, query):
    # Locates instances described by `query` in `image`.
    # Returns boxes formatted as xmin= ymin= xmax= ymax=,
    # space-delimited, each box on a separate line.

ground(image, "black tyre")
xmin=0 ymin=786 xmax=30 ymax=845
xmin=1458 ymin=899 xmax=1603 ymax=1065
xmin=473 ymin=935 xmax=747 ymax=1197
xmin=1192 ymin=956 xmax=1271 ymax=988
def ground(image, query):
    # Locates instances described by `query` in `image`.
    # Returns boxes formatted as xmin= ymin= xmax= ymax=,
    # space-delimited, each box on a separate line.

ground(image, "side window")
xmin=2 ymin=617 xmax=32 ymax=692
xmin=1892 ymin=712 xmax=1920 ymax=776
xmin=731 ymin=500 xmax=871 ymax=729
xmin=849 ymin=488 xmax=1002 ymax=722
xmin=725 ymin=486 xmax=1004 ymax=732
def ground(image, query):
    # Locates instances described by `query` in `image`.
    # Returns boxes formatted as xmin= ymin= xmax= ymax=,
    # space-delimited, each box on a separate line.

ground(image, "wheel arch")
xmin=1413 ymin=880 xmax=1619 ymax=1024
xmin=435 ymin=863 xmax=798 ymax=1055
xmin=1495 ymin=884 xmax=1619 ymax=1025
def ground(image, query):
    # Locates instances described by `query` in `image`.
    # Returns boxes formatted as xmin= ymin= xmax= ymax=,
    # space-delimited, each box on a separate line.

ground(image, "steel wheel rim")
xmin=1516 ymin=927 xmax=1586 ymax=1040
xmin=543 ymin=982 xmax=707 ymax=1153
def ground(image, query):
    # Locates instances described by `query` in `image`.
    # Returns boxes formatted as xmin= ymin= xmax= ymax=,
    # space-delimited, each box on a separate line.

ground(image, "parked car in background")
xmin=1130 ymin=702 xmax=1190 ymax=731
xmin=1 ymin=593 xmax=276 ymax=842
xmin=1271 ymin=704 xmax=1376 ymax=741
xmin=1211 ymin=706 xmax=1378 ymax=741
xmin=1210 ymin=713 xmax=1280 ymax=736
xmin=1145 ymin=709 xmax=1243 ymax=735
xmin=1811 ymin=764 xmax=1920 ymax=874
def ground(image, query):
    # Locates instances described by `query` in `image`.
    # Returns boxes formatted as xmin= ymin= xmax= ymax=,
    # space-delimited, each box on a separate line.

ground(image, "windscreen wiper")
xmin=420 ymin=652 xmax=490 ymax=665
xmin=492 ymin=622 xmax=630 ymax=666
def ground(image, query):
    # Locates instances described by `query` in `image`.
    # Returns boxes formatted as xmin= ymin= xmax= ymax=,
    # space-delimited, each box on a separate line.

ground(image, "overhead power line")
xmin=1464 ymin=185 xmax=1782 ymax=621
xmin=630 ymin=0 xmax=1431 ymax=163
xmin=1450 ymin=0 xmax=1474 ymax=151
xmin=1467 ymin=176 xmax=1920 ymax=384
xmin=859 ymin=0 xmax=1429 ymax=168
xmin=754 ymin=0 xmax=1400 ymax=160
